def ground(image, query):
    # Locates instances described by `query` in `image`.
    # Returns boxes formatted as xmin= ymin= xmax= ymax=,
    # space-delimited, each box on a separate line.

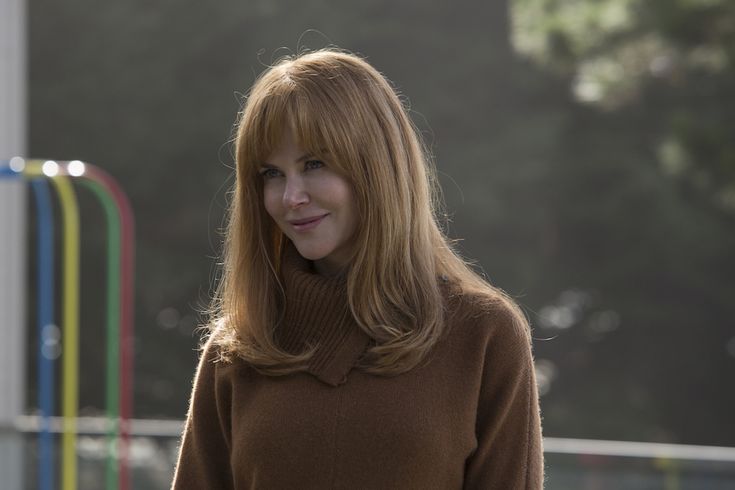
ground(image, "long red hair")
xmin=208 ymin=48 xmax=527 ymax=375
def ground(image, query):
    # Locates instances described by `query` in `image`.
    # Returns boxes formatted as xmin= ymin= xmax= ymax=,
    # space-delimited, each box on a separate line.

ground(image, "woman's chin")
xmin=291 ymin=242 xmax=329 ymax=262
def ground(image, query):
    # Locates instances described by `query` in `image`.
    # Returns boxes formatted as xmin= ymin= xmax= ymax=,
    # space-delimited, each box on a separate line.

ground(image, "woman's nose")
xmin=283 ymin=177 xmax=309 ymax=208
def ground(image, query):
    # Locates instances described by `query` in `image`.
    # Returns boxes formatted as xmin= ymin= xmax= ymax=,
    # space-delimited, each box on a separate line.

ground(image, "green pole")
xmin=78 ymin=179 xmax=121 ymax=490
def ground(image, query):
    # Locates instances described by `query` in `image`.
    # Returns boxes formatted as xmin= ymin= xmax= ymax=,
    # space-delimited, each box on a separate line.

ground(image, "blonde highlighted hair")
xmin=209 ymin=48 xmax=526 ymax=375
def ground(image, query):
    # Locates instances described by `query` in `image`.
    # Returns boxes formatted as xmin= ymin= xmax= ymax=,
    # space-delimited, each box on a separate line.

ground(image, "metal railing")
xmin=10 ymin=416 xmax=735 ymax=489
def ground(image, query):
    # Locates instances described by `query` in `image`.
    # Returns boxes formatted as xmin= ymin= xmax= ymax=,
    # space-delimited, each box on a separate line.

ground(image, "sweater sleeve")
xmin=464 ymin=307 xmax=545 ymax=490
xmin=171 ymin=338 xmax=234 ymax=490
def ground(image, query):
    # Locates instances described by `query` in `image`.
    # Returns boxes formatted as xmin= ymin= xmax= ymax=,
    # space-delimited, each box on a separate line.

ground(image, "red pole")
xmin=82 ymin=164 xmax=135 ymax=490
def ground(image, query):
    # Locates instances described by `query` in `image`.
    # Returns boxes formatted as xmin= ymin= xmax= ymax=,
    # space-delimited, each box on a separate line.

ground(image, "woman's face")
xmin=261 ymin=127 xmax=358 ymax=275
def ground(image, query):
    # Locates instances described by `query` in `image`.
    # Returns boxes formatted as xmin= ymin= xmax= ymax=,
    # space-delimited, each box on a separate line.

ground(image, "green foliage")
xmin=512 ymin=0 xmax=735 ymax=213
xmin=510 ymin=0 xmax=735 ymax=444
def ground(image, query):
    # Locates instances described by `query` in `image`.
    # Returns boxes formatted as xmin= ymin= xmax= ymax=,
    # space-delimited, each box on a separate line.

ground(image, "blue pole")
xmin=31 ymin=177 xmax=55 ymax=490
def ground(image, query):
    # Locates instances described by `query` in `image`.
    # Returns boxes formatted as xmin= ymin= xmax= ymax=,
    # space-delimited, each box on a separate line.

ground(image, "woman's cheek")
xmin=262 ymin=184 xmax=282 ymax=221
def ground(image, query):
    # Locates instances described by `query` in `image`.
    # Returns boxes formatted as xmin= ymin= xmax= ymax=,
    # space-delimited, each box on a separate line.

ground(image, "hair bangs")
xmin=287 ymin=92 xmax=356 ymax=178
xmin=238 ymin=92 xmax=294 ymax=176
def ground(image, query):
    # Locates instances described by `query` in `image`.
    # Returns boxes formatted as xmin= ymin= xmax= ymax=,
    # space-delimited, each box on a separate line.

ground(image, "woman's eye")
xmin=260 ymin=168 xmax=282 ymax=179
xmin=305 ymin=159 xmax=324 ymax=171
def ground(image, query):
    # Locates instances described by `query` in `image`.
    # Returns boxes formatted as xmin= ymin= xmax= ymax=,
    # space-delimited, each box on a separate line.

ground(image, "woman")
xmin=172 ymin=49 xmax=544 ymax=489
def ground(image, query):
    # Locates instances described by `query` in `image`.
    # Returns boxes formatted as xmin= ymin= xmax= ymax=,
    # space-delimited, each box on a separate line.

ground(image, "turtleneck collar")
xmin=277 ymin=242 xmax=371 ymax=387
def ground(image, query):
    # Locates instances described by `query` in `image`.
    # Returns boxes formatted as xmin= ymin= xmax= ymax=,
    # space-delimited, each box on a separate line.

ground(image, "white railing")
xmin=544 ymin=436 xmax=735 ymax=462
xmin=13 ymin=415 xmax=183 ymax=438
xmin=14 ymin=415 xmax=735 ymax=462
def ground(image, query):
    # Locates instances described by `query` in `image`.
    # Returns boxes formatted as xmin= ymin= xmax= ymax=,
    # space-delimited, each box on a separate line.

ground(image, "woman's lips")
xmin=289 ymin=214 xmax=328 ymax=232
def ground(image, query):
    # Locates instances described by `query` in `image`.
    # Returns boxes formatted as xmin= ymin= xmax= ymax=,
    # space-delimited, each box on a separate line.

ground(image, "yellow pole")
xmin=56 ymin=174 xmax=79 ymax=490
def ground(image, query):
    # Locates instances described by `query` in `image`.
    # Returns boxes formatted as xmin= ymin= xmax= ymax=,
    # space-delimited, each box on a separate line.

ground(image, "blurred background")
xmin=3 ymin=0 xmax=735 ymax=488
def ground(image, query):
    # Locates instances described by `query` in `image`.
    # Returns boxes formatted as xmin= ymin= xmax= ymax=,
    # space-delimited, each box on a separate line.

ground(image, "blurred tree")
xmin=512 ymin=0 xmax=735 ymax=212
xmin=510 ymin=0 xmax=735 ymax=444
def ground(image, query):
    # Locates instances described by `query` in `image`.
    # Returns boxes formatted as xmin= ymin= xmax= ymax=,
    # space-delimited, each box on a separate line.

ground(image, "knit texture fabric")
xmin=276 ymin=245 xmax=371 ymax=386
xmin=172 ymin=250 xmax=545 ymax=489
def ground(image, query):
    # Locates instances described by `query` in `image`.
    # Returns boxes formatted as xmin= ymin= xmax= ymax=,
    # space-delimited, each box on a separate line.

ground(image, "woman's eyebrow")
xmin=261 ymin=153 xmax=313 ymax=168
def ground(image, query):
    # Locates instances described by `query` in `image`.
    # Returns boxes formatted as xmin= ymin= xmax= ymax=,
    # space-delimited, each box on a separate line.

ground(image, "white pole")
xmin=0 ymin=0 xmax=27 ymax=489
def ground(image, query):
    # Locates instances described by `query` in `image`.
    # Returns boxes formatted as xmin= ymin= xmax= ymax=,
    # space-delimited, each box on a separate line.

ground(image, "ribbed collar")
xmin=277 ymin=243 xmax=371 ymax=387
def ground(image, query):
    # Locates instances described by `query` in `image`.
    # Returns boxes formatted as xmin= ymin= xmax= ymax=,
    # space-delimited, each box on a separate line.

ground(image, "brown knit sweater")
xmin=172 ymin=251 xmax=544 ymax=489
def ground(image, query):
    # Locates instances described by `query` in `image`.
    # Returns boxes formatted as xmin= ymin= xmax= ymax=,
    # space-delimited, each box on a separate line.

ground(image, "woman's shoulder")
xmin=443 ymin=283 xmax=533 ymax=353
xmin=196 ymin=322 xmax=247 ymax=374
xmin=437 ymin=284 xmax=537 ymax=388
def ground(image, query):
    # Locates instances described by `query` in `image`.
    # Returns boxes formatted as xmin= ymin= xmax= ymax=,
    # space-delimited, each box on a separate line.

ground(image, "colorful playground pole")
xmin=74 ymin=162 xmax=137 ymax=490
xmin=2 ymin=158 xmax=135 ymax=490
xmin=77 ymin=175 xmax=123 ymax=489
xmin=30 ymin=177 xmax=57 ymax=490
xmin=51 ymin=167 xmax=82 ymax=490
xmin=24 ymin=160 xmax=82 ymax=490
